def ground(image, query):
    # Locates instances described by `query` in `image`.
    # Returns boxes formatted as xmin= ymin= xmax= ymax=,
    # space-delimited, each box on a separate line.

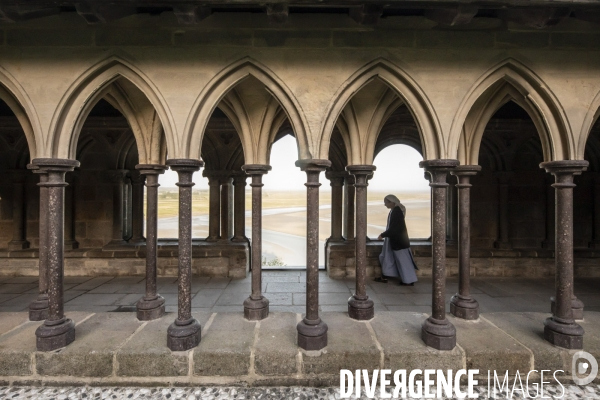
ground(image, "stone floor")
xmin=1 ymin=272 xmax=599 ymax=314
xmin=1 ymin=385 xmax=599 ymax=400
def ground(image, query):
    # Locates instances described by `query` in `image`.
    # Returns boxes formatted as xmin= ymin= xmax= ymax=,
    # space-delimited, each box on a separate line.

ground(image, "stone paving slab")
xmin=254 ymin=312 xmax=298 ymax=376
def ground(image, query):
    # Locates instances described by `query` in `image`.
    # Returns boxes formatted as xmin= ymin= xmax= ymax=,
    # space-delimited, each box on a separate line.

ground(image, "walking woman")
xmin=375 ymin=195 xmax=418 ymax=286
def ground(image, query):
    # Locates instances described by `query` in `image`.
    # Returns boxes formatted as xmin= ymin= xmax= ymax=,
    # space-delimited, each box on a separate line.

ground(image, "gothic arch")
xmin=185 ymin=58 xmax=311 ymax=164
xmin=48 ymin=56 xmax=176 ymax=163
xmin=450 ymin=59 xmax=572 ymax=164
xmin=318 ymin=58 xmax=443 ymax=162
xmin=578 ymin=90 xmax=600 ymax=160
xmin=0 ymin=66 xmax=42 ymax=160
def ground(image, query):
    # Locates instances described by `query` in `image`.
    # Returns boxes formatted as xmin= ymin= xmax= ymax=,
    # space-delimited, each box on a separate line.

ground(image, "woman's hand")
xmin=377 ymin=234 xmax=383 ymax=240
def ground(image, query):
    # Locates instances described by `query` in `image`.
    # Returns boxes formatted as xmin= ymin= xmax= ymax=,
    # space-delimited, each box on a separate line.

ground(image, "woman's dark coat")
xmin=380 ymin=206 xmax=410 ymax=251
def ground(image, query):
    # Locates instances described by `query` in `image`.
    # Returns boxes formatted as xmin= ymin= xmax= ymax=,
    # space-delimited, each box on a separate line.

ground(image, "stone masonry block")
xmin=416 ymin=31 xmax=494 ymax=48
xmin=333 ymin=30 xmax=414 ymax=48
xmin=254 ymin=313 xmax=298 ymax=376
xmin=95 ymin=28 xmax=172 ymax=46
xmin=254 ymin=30 xmax=330 ymax=47
xmin=174 ymin=29 xmax=252 ymax=46
xmin=7 ymin=29 xmax=93 ymax=46
xmin=194 ymin=313 xmax=255 ymax=376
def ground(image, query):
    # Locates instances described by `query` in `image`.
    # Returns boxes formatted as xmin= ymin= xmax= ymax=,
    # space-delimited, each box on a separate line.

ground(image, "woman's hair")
xmin=385 ymin=194 xmax=406 ymax=216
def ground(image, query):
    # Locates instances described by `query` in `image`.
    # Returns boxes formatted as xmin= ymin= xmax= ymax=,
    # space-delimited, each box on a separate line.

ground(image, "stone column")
xmin=7 ymin=171 xmax=30 ymax=250
xmin=136 ymin=165 xmax=166 ymax=321
xmin=241 ymin=164 xmax=271 ymax=320
xmin=220 ymin=174 xmax=234 ymax=241
xmin=204 ymin=171 xmax=221 ymax=242
xmin=540 ymin=160 xmax=587 ymax=349
xmin=326 ymin=171 xmax=345 ymax=242
xmin=64 ymin=173 xmax=78 ymax=250
xmin=589 ymin=175 xmax=600 ymax=249
xmin=107 ymin=170 xmax=128 ymax=246
xmin=129 ymin=171 xmax=146 ymax=245
xmin=446 ymin=179 xmax=459 ymax=246
xmin=420 ymin=159 xmax=459 ymax=350
xmin=542 ymin=174 xmax=556 ymax=249
xmin=232 ymin=172 xmax=248 ymax=242
xmin=343 ymin=174 xmax=355 ymax=242
xmin=450 ymin=165 xmax=481 ymax=320
xmin=28 ymin=166 xmax=48 ymax=321
xmin=32 ymin=158 xmax=79 ymax=351
xmin=296 ymin=159 xmax=330 ymax=350
xmin=494 ymin=172 xmax=512 ymax=249
xmin=346 ymin=165 xmax=376 ymax=320
xmin=166 ymin=159 xmax=204 ymax=351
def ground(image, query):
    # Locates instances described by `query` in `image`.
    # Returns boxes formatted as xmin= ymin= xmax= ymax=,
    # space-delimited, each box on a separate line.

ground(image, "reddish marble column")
xmin=28 ymin=166 xmax=48 ymax=321
xmin=343 ymin=174 xmax=355 ymax=242
xmin=166 ymin=159 xmax=204 ymax=351
xmin=326 ymin=171 xmax=345 ymax=242
xmin=220 ymin=174 xmax=234 ymax=241
xmin=450 ymin=165 xmax=481 ymax=320
xmin=541 ymin=160 xmax=587 ymax=349
xmin=542 ymin=174 xmax=556 ymax=250
xmin=204 ymin=171 xmax=221 ymax=242
xmin=129 ymin=170 xmax=146 ymax=245
xmin=420 ymin=159 xmax=459 ymax=351
xmin=232 ymin=172 xmax=248 ymax=243
xmin=107 ymin=170 xmax=129 ymax=246
xmin=64 ymin=173 xmax=79 ymax=250
xmin=346 ymin=165 xmax=376 ymax=320
xmin=32 ymin=158 xmax=79 ymax=351
xmin=135 ymin=164 xmax=166 ymax=321
xmin=296 ymin=159 xmax=330 ymax=351
xmin=241 ymin=164 xmax=271 ymax=320
xmin=7 ymin=171 xmax=30 ymax=250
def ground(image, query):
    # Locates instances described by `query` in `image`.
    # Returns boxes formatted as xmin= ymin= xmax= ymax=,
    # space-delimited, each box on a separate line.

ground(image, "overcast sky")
xmin=159 ymin=135 xmax=430 ymax=192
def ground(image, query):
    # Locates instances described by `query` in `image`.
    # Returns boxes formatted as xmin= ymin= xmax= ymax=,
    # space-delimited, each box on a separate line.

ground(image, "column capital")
xmin=129 ymin=170 xmax=146 ymax=185
xmin=346 ymin=164 xmax=376 ymax=176
xmin=325 ymin=171 xmax=346 ymax=186
xmin=232 ymin=172 xmax=248 ymax=186
xmin=295 ymin=159 xmax=331 ymax=172
xmin=136 ymin=164 xmax=166 ymax=176
xmin=451 ymin=165 xmax=481 ymax=177
xmin=344 ymin=173 xmax=356 ymax=185
xmin=32 ymin=158 xmax=79 ymax=173
xmin=540 ymin=160 xmax=588 ymax=176
xmin=242 ymin=164 xmax=271 ymax=175
xmin=420 ymin=159 xmax=458 ymax=186
xmin=167 ymin=158 xmax=203 ymax=172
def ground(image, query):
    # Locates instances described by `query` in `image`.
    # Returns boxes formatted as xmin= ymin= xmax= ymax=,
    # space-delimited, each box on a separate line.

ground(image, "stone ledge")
xmin=0 ymin=311 xmax=599 ymax=386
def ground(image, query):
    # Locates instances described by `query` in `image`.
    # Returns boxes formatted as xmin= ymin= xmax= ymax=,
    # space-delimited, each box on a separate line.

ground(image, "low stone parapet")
xmin=0 ymin=311 xmax=598 ymax=387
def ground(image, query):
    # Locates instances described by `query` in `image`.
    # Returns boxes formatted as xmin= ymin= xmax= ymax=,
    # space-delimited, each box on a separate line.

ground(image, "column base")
xmin=7 ymin=240 xmax=30 ymax=251
xmin=543 ymin=316 xmax=584 ymax=349
xmin=550 ymin=296 xmax=584 ymax=320
xmin=421 ymin=316 xmax=456 ymax=350
xmin=35 ymin=317 xmax=75 ymax=351
xmin=450 ymin=294 xmax=479 ymax=320
xmin=167 ymin=318 xmax=201 ymax=351
xmin=28 ymin=295 xmax=49 ymax=321
xmin=205 ymin=236 xmax=219 ymax=242
xmin=136 ymin=295 xmax=166 ymax=321
xmin=348 ymin=295 xmax=374 ymax=320
xmin=231 ymin=236 xmax=248 ymax=243
xmin=104 ymin=239 xmax=129 ymax=249
xmin=243 ymin=296 xmax=269 ymax=320
xmin=493 ymin=241 xmax=512 ymax=250
xmin=128 ymin=237 xmax=146 ymax=246
xmin=297 ymin=318 xmax=328 ymax=351
xmin=64 ymin=240 xmax=79 ymax=250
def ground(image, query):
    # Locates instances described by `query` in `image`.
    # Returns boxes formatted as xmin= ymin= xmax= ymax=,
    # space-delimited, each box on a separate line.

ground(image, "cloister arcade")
xmin=1 ymin=5 xmax=600 ymax=356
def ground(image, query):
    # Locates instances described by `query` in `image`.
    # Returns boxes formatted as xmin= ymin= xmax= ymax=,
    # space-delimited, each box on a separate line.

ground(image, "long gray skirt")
xmin=378 ymin=238 xmax=418 ymax=284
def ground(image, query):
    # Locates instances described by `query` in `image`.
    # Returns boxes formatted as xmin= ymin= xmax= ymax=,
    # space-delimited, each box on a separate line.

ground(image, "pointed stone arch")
xmin=48 ymin=56 xmax=176 ymax=163
xmin=0 ymin=66 xmax=42 ymax=160
xmin=450 ymin=59 xmax=572 ymax=164
xmin=318 ymin=58 xmax=443 ymax=162
xmin=184 ymin=57 xmax=311 ymax=164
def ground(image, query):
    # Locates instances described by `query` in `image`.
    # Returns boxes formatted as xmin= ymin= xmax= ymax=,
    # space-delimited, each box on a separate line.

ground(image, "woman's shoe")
xmin=374 ymin=276 xmax=388 ymax=283
xmin=399 ymin=282 xmax=414 ymax=286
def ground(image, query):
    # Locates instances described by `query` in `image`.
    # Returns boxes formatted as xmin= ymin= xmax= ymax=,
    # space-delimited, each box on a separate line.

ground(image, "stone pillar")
xmin=346 ymin=165 xmax=376 ymax=320
xmin=540 ymin=160 xmax=587 ymax=349
xmin=135 ymin=165 xmax=166 ymax=321
xmin=343 ymin=174 xmax=355 ymax=242
xmin=7 ymin=171 xmax=30 ymax=250
xmin=64 ymin=173 xmax=78 ymax=250
xmin=107 ymin=170 xmax=128 ymax=246
xmin=494 ymin=172 xmax=512 ymax=249
xmin=450 ymin=165 xmax=481 ymax=320
xmin=326 ymin=171 xmax=345 ymax=242
xmin=589 ymin=175 xmax=600 ymax=249
xmin=232 ymin=172 xmax=248 ymax=242
xmin=296 ymin=159 xmax=330 ymax=351
xmin=446 ymin=178 xmax=459 ymax=246
xmin=205 ymin=171 xmax=221 ymax=242
xmin=241 ymin=164 xmax=271 ymax=320
xmin=542 ymin=174 xmax=556 ymax=250
xmin=28 ymin=166 xmax=48 ymax=321
xmin=32 ymin=158 xmax=79 ymax=351
xmin=166 ymin=159 xmax=204 ymax=351
xmin=420 ymin=159 xmax=459 ymax=350
xmin=220 ymin=174 xmax=234 ymax=241
xmin=129 ymin=171 xmax=146 ymax=245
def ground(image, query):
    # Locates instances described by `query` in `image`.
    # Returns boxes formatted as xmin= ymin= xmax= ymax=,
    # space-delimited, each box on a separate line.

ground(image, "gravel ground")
xmin=0 ymin=385 xmax=599 ymax=400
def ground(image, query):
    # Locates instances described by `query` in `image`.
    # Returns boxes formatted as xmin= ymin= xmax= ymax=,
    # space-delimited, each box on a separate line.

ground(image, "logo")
xmin=572 ymin=351 xmax=598 ymax=385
